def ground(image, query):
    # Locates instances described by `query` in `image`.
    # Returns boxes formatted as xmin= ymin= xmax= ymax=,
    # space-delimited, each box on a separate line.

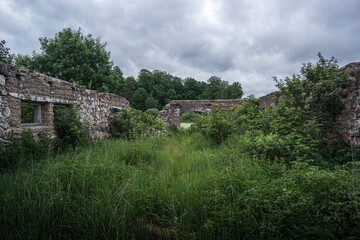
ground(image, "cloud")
xmin=1 ymin=0 xmax=360 ymax=96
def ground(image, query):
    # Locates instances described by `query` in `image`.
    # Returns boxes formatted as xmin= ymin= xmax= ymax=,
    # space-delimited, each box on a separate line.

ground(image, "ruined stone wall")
xmin=259 ymin=91 xmax=278 ymax=109
xmin=0 ymin=62 xmax=129 ymax=143
xmin=335 ymin=62 xmax=360 ymax=142
xmin=157 ymin=99 xmax=247 ymax=127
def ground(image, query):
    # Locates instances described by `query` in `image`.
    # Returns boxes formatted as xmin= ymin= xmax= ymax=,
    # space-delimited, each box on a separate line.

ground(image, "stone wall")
xmin=157 ymin=99 xmax=247 ymax=127
xmin=0 ymin=62 xmax=129 ymax=143
xmin=258 ymin=91 xmax=279 ymax=109
xmin=335 ymin=62 xmax=360 ymax=142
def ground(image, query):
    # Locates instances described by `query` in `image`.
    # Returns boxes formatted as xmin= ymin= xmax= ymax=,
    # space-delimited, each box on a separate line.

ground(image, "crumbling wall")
xmin=0 ymin=62 xmax=129 ymax=143
xmin=259 ymin=91 xmax=279 ymax=109
xmin=336 ymin=62 xmax=360 ymax=142
xmin=157 ymin=99 xmax=247 ymax=127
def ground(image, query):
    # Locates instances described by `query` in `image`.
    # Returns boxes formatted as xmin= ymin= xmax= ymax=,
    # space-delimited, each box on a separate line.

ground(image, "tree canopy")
xmin=15 ymin=28 xmax=124 ymax=94
xmin=0 ymin=40 xmax=14 ymax=64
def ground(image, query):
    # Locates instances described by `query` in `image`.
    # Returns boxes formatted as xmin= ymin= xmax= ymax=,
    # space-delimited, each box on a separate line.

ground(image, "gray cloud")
xmin=1 ymin=0 xmax=360 ymax=96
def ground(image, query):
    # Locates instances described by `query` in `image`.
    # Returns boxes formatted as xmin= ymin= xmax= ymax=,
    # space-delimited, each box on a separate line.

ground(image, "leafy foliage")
xmin=274 ymin=53 xmax=348 ymax=131
xmin=0 ymin=40 xmax=14 ymax=64
xmin=144 ymin=108 xmax=160 ymax=119
xmin=0 ymin=130 xmax=51 ymax=171
xmin=15 ymin=28 xmax=124 ymax=94
xmin=202 ymin=76 xmax=243 ymax=99
xmin=180 ymin=111 xmax=203 ymax=123
xmin=194 ymin=54 xmax=352 ymax=165
xmin=195 ymin=107 xmax=236 ymax=144
xmin=53 ymin=106 xmax=90 ymax=149
xmin=110 ymin=108 xmax=165 ymax=140
xmin=131 ymin=87 xmax=148 ymax=111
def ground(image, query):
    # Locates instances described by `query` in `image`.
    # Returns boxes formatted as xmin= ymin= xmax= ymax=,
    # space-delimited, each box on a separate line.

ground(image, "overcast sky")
xmin=1 ymin=0 xmax=360 ymax=96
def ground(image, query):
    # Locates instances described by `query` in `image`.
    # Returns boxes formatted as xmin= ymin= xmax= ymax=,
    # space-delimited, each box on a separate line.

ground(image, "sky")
xmin=1 ymin=0 xmax=360 ymax=97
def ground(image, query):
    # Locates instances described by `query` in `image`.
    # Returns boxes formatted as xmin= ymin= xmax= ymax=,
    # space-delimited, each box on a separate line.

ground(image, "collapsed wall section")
xmin=336 ymin=62 xmax=360 ymax=142
xmin=0 ymin=62 xmax=129 ymax=143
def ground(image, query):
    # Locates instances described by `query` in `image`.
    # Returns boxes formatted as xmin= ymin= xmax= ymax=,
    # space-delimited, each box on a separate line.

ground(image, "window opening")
xmin=21 ymin=102 xmax=41 ymax=125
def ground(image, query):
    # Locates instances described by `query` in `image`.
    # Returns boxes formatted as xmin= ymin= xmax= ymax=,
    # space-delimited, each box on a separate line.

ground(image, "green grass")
xmin=1 ymin=132 xmax=360 ymax=239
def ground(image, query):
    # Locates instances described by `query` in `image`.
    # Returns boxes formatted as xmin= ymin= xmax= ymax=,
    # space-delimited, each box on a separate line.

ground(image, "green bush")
xmin=0 ymin=130 xmax=51 ymax=171
xmin=110 ymin=107 xmax=165 ymax=140
xmin=145 ymin=108 xmax=160 ymax=119
xmin=180 ymin=111 xmax=203 ymax=123
xmin=194 ymin=107 xmax=236 ymax=144
xmin=53 ymin=106 xmax=90 ymax=150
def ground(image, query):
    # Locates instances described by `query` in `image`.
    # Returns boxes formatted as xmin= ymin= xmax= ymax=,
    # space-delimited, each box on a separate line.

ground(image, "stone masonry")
xmin=0 ymin=62 xmax=129 ymax=143
xmin=336 ymin=62 xmax=360 ymax=143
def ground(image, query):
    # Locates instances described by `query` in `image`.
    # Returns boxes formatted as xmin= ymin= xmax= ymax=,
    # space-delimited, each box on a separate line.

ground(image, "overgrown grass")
xmin=1 ymin=132 xmax=360 ymax=239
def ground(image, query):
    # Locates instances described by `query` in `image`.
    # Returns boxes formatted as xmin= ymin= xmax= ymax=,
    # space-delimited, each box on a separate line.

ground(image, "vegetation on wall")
xmin=194 ymin=54 xmax=351 ymax=165
xmin=0 ymin=106 xmax=89 ymax=172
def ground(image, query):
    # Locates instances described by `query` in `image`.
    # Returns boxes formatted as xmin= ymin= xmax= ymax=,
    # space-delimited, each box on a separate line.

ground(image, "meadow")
xmin=1 ymin=131 xmax=359 ymax=239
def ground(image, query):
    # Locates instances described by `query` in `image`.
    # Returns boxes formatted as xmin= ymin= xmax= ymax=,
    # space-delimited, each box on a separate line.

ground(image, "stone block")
xmin=0 ymin=63 xmax=8 ymax=76
xmin=0 ymin=75 xmax=5 ymax=86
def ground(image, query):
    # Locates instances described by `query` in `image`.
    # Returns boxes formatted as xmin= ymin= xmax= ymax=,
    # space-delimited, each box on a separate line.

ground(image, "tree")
xmin=183 ymin=77 xmax=203 ymax=100
xmin=137 ymin=69 xmax=153 ymax=93
xmin=171 ymin=76 xmax=184 ymax=97
xmin=121 ymin=76 xmax=137 ymax=101
xmin=145 ymin=96 xmax=159 ymax=109
xmin=0 ymin=40 xmax=14 ymax=64
xmin=131 ymin=88 xmax=148 ymax=111
xmin=202 ymin=76 xmax=228 ymax=99
xmin=226 ymin=82 xmax=243 ymax=99
xmin=15 ymin=28 xmax=123 ymax=94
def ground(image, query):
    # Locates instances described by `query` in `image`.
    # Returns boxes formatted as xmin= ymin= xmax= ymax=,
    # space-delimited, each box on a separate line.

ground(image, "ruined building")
xmin=157 ymin=62 xmax=360 ymax=144
xmin=1 ymin=61 xmax=360 ymax=144
xmin=0 ymin=62 xmax=129 ymax=143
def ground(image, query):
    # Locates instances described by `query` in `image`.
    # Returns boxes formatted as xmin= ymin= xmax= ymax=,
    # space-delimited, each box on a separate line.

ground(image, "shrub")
xmin=110 ymin=108 xmax=165 ymax=140
xmin=0 ymin=130 xmax=51 ymax=171
xmin=180 ymin=111 xmax=203 ymax=123
xmin=274 ymin=53 xmax=348 ymax=132
xmin=53 ymin=106 xmax=90 ymax=149
xmin=145 ymin=108 xmax=160 ymax=119
xmin=194 ymin=107 xmax=236 ymax=144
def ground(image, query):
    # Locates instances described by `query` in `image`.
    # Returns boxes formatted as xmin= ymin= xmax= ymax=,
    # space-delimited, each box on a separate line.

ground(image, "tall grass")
xmin=1 ymin=132 xmax=359 ymax=239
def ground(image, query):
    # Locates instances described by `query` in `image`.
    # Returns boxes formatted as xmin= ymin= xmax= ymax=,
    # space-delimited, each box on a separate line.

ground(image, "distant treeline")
xmin=1 ymin=28 xmax=243 ymax=111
